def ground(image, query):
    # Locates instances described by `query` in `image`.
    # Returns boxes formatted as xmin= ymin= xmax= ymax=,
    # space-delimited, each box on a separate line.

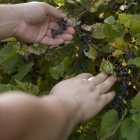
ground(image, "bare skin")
xmin=0 ymin=2 xmax=117 ymax=140
xmin=0 ymin=2 xmax=75 ymax=45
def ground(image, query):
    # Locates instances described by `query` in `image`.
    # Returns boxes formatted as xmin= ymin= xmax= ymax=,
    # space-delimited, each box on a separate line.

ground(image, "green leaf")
xmin=112 ymin=49 xmax=124 ymax=57
xmin=100 ymin=59 xmax=115 ymax=75
xmin=60 ymin=56 xmax=72 ymax=72
xmin=103 ymin=24 xmax=116 ymax=43
xmin=15 ymin=79 xmax=39 ymax=95
xmin=54 ymin=0 xmax=65 ymax=7
xmin=132 ymin=113 xmax=140 ymax=130
xmin=99 ymin=110 xmax=119 ymax=137
xmin=12 ymin=60 xmax=34 ymax=81
xmin=84 ymin=46 xmax=97 ymax=60
xmin=92 ymin=23 xmax=105 ymax=39
xmin=132 ymin=95 xmax=140 ymax=109
xmin=114 ymin=38 xmax=128 ymax=50
xmin=49 ymin=64 xmax=64 ymax=80
xmin=136 ymin=34 xmax=140 ymax=45
xmin=0 ymin=84 xmax=12 ymax=93
xmin=104 ymin=16 xmax=115 ymax=24
xmin=115 ymin=0 xmax=125 ymax=3
xmin=127 ymin=57 xmax=140 ymax=67
xmin=118 ymin=13 xmax=131 ymax=28
xmin=113 ymin=24 xmax=126 ymax=38
xmin=28 ymin=44 xmax=48 ymax=55
xmin=81 ymin=0 xmax=89 ymax=8
xmin=121 ymin=118 xmax=140 ymax=140
xmin=3 ymin=55 xmax=19 ymax=74
xmin=129 ymin=19 xmax=140 ymax=36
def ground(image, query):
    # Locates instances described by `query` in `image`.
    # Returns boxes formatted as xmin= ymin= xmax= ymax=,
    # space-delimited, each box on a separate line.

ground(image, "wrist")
xmin=40 ymin=95 xmax=82 ymax=140
xmin=0 ymin=4 xmax=22 ymax=40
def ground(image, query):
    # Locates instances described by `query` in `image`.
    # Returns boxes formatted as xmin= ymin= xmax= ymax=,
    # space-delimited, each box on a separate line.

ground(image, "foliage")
xmin=1 ymin=0 xmax=140 ymax=139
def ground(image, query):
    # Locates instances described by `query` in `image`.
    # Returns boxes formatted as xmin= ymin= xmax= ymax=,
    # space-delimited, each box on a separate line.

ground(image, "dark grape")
xmin=51 ymin=29 xmax=63 ymax=38
xmin=57 ymin=18 xmax=67 ymax=30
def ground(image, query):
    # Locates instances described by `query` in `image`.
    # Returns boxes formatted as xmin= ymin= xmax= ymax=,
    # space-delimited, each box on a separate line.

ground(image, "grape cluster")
xmin=51 ymin=18 xmax=67 ymax=38
xmin=109 ymin=96 xmax=126 ymax=118
xmin=51 ymin=29 xmax=63 ymax=38
xmin=109 ymin=52 xmax=138 ymax=117
xmin=79 ymin=32 xmax=91 ymax=52
xmin=80 ymin=33 xmax=91 ymax=45
xmin=57 ymin=18 xmax=67 ymax=30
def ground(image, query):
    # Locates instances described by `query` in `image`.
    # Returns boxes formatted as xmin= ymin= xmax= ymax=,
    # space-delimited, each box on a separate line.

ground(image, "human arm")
xmin=0 ymin=2 xmax=75 ymax=46
xmin=0 ymin=73 xmax=116 ymax=140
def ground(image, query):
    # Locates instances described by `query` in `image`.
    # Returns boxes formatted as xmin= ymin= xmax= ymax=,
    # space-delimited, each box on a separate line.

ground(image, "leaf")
xmin=12 ymin=60 xmax=34 ymax=81
xmin=54 ymin=0 xmax=65 ymax=7
xmin=132 ymin=113 xmax=140 ymax=130
xmin=129 ymin=19 xmax=140 ymax=36
xmin=115 ymin=0 xmax=125 ymax=3
xmin=3 ymin=55 xmax=19 ymax=74
xmin=127 ymin=57 xmax=140 ymax=67
xmin=84 ymin=46 xmax=97 ymax=60
xmin=121 ymin=118 xmax=140 ymax=140
xmin=28 ymin=44 xmax=48 ymax=55
xmin=113 ymin=24 xmax=126 ymax=38
xmin=114 ymin=38 xmax=128 ymax=50
xmin=112 ymin=49 xmax=124 ymax=57
xmin=118 ymin=13 xmax=131 ymax=28
xmin=104 ymin=16 xmax=115 ymax=24
xmin=131 ymin=95 xmax=140 ymax=109
xmin=60 ymin=56 xmax=72 ymax=72
xmin=99 ymin=110 xmax=119 ymax=137
xmin=49 ymin=64 xmax=64 ymax=80
xmin=103 ymin=24 xmax=116 ymax=43
xmin=92 ymin=27 xmax=105 ymax=39
xmin=0 ymin=84 xmax=12 ymax=93
xmin=136 ymin=34 xmax=140 ymax=45
xmin=81 ymin=0 xmax=89 ymax=8
xmin=15 ymin=80 xmax=39 ymax=95
xmin=100 ymin=59 xmax=115 ymax=75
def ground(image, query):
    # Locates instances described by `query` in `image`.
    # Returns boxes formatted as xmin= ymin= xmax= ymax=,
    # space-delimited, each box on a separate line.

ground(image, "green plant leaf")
xmin=103 ymin=24 xmax=116 ymax=43
xmin=127 ymin=57 xmax=140 ymax=67
xmin=12 ymin=60 xmax=34 ymax=81
xmin=132 ymin=95 xmax=140 ymax=109
xmin=100 ymin=59 xmax=115 ymax=75
xmin=54 ymin=0 xmax=65 ymax=7
xmin=121 ymin=118 xmax=140 ymax=140
xmin=132 ymin=113 xmax=140 ymax=130
xmin=84 ymin=46 xmax=97 ymax=60
xmin=49 ymin=64 xmax=64 ymax=80
xmin=0 ymin=84 xmax=12 ymax=93
xmin=136 ymin=34 xmax=140 ymax=45
xmin=15 ymin=79 xmax=39 ymax=95
xmin=112 ymin=49 xmax=124 ymax=56
xmin=99 ymin=110 xmax=119 ymax=137
xmin=104 ymin=16 xmax=115 ymax=24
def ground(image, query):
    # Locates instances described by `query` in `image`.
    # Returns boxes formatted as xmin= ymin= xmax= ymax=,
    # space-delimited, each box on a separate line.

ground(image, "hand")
xmin=14 ymin=2 xmax=75 ymax=46
xmin=50 ymin=72 xmax=117 ymax=122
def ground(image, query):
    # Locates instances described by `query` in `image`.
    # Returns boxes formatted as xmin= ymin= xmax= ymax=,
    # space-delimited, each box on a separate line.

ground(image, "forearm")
xmin=41 ymin=95 xmax=80 ymax=140
xmin=0 ymin=91 xmax=80 ymax=140
xmin=0 ymin=4 xmax=21 ymax=40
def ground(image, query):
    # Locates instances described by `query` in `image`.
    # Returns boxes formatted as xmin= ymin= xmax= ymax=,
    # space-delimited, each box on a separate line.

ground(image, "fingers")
xmin=75 ymin=73 xmax=93 ymax=79
xmin=47 ymin=24 xmax=75 ymax=36
xmin=100 ymin=91 xmax=115 ymax=107
xmin=97 ymin=76 xmax=117 ymax=94
xmin=40 ymin=36 xmax=63 ymax=46
xmin=88 ymin=72 xmax=108 ymax=85
xmin=42 ymin=2 xmax=65 ymax=18
xmin=46 ymin=27 xmax=75 ymax=42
